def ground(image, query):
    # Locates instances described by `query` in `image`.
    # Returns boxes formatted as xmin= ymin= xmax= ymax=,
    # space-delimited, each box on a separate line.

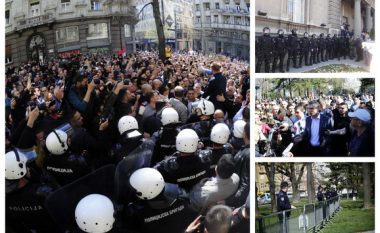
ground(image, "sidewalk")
xmin=284 ymin=58 xmax=370 ymax=73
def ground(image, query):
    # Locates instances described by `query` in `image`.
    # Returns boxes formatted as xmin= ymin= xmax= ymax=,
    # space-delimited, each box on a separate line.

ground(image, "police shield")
xmin=45 ymin=164 xmax=116 ymax=232
xmin=114 ymin=139 xmax=154 ymax=204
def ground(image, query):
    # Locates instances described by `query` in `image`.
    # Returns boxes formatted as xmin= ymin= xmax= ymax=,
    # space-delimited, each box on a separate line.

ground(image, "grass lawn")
xmin=304 ymin=64 xmax=367 ymax=73
xmin=257 ymin=197 xmax=310 ymax=217
xmin=320 ymin=199 xmax=374 ymax=233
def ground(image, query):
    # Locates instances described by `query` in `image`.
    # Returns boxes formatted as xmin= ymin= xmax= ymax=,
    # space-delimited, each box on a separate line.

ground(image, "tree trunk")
xmin=290 ymin=165 xmax=300 ymax=203
xmin=307 ymin=163 xmax=315 ymax=204
xmin=264 ymin=163 xmax=277 ymax=213
xmin=255 ymin=184 xmax=260 ymax=216
xmin=362 ymin=163 xmax=373 ymax=209
xmin=152 ymin=0 xmax=166 ymax=61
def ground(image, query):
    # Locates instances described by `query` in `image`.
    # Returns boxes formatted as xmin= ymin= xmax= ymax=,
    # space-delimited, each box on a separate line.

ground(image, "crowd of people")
xmin=255 ymin=27 xmax=372 ymax=73
xmin=5 ymin=50 xmax=250 ymax=233
xmin=255 ymin=94 xmax=375 ymax=157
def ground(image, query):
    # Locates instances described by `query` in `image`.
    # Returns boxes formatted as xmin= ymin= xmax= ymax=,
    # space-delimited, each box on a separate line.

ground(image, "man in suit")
xmin=302 ymin=100 xmax=333 ymax=156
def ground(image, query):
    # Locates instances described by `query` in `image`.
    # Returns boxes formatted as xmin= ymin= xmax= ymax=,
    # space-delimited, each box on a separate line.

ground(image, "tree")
xmin=362 ymin=163 xmax=373 ymax=209
xmin=152 ymin=0 xmax=166 ymax=61
xmin=262 ymin=163 xmax=277 ymax=213
xmin=306 ymin=163 xmax=315 ymax=204
xmin=276 ymin=163 xmax=306 ymax=203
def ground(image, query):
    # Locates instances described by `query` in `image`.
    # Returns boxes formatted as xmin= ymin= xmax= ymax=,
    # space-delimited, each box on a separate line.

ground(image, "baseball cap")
xmin=348 ymin=109 xmax=371 ymax=123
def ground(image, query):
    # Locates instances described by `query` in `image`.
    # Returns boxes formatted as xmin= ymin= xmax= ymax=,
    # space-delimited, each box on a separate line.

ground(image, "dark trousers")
xmin=309 ymin=145 xmax=324 ymax=156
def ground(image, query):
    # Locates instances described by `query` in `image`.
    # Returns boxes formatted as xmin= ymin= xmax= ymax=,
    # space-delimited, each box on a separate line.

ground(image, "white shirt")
xmin=310 ymin=114 xmax=321 ymax=146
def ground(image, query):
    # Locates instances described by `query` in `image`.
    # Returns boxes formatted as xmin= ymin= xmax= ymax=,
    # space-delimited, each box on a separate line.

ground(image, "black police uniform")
xmin=319 ymin=35 xmax=327 ymax=62
xmin=226 ymin=145 xmax=250 ymax=208
xmin=43 ymin=151 xmax=91 ymax=186
xmin=310 ymin=35 xmax=318 ymax=65
xmin=125 ymin=184 xmax=198 ymax=233
xmin=199 ymin=144 xmax=234 ymax=177
xmin=153 ymin=123 xmax=181 ymax=164
xmin=256 ymin=31 xmax=274 ymax=73
xmin=202 ymin=72 xmax=227 ymax=111
xmin=154 ymin=152 xmax=209 ymax=192
xmin=286 ymin=31 xmax=299 ymax=71
xmin=342 ymin=36 xmax=350 ymax=59
xmin=332 ymin=35 xmax=341 ymax=60
xmin=272 ymin=31 xmax=287 ymax=73
xmin=6 ymin=178 xmax=60 ymax=232
xmin=326 ymin=34 xmax=333 ymax=60
xmin=110 ymin=131 xmax=146 ymax=164
xmin=317 ymin=190 xmax=324 ymax=202
xmin=277 ymin=189 xmax=291 ymax=233
xmin=299 ymin=34 xmax=310 ymax=67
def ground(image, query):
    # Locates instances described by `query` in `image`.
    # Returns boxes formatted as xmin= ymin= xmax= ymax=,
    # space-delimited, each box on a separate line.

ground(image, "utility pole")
xmin=174 ymin=11 xmax=177 ymax=51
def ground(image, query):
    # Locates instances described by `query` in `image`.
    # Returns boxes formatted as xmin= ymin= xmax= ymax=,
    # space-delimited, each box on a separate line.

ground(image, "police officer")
xmin=272 ymin=29 xmax=287 ymax=73
xmin=75 ymin=194 xmax=116 ymax=233
xmin=342 ymin=34 xmax=350 ymax=59
xmin=44 ymin=128 xmax=92 ymax=186
xmin=310 ymin=34 xmax=318 ymax=65
xmin=286 ymin=29 xmax=299 ymax=71
xmin=319 ymin=33 xmax=327 ymax=62
xmin=317 ymin=186 xmax=324 ymax=202
xmin=229 ymin=120 xmax=247 ymax=152
xmin=153 ymin=107 xmax=182 ymax=164
xmin=277 ymin=181 xmax=294 ymax=233
xmin=326 ymin=34 xmax=333 ymax=60
xmin=6 ymin=150 xmax=60 ymax=232
xmin=299 ymin=32 xmax=310 ymax=67
xmin=199 ymin=123 xmax=233 ymax=176
xmin=183 ymin=99 xmax=215 ymax=148
xmin=332 ymin=34 xmax=340 ymax=60
xmin=155 ymin=129 xmax=209 ymax=192
xmin=125 ymin=168 xmax=198 ymax=233
xmin=256 ymin=27 xmax=274 ymax=73
xmin=113 ymin=115 xmax=144 ymax=160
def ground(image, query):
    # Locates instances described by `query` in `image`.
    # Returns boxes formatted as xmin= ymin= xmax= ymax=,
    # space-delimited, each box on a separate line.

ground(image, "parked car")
xmin=257 ymin=193 xmax=271 ymax=205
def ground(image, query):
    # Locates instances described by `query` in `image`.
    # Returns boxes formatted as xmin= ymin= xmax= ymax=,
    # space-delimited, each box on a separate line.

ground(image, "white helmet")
xmin=5 ymin=150 xmax=28 ymax=180
xmin=129 ymin=168 xmax=165 ymax=200
xmin=176 ymin=129 xmax=199 ymax=153
xmin=75 ymin=194 xmax=115 ymax=233
xmin=161 ymin=107 xmax=179 ymax=126
xmin=118 ymin=116 xmax=139 ymax=135
xmin=233 ymin=120 xmax=247 ymax=138
xmin=197 ymin=99 xmax=215 ymax=116
xmin=210 ymin=123 xmax=230 ymax=144
xmin=46 ymin=130 xmax=68 ymax=155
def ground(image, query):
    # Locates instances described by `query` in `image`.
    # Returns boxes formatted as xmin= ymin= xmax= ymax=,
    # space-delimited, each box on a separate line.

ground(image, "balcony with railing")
xmin=16 ymin=14 xmax=55 ymax=31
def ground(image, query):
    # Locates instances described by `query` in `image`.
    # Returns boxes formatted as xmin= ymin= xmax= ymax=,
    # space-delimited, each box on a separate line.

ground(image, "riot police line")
xmin=255 ymin=27 xmax=369 ymax=73
xmin=5 ymin=51 xmax=250 ymax=233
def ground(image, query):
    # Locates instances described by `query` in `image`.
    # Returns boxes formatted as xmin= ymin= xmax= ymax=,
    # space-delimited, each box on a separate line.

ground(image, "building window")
xmin=205 ymin=16 xmax=211 ymax=23
xmin=246 ymin=3 xmax=250 ymax=12
xmin=30 ymin=2 xmax=40 ymax=17
xmin=204 ymin=3 xmax=210 ymax=11
xmin=260 ymin=183 xmax=265 ymax=189
xmin=235 ymin=16 xmax=241 ymax=25
xmin=56 ymin=26 xmax=79 ymax=43
xmin=288 ymin=0 xmax=304 ymax=23
xmin=91 ymin=0 xmax=101 ymax=11
xmin=236 ymin=3 xmax=241 ymax=12
xmin=196 ymin=16 xmax=201 ymax=24
xmin=215 ymin=3 xmax=220 ymax=9
xmin=87 ymin=23 xmax=108 ymax=39
xmin=6 ymin=45 xmax=12 ymax=64
xmin=195 ymin=4 xmax=200 ymax=11
xmin=224 ymin=15 xmax=230 ymax=24
xmin=61 ymin=0 xmax=71 ymax=12
xmin=5 ymin=10 xmax=10 ymax=25
xmin=213 ymin=15 xmax=218 ymax=23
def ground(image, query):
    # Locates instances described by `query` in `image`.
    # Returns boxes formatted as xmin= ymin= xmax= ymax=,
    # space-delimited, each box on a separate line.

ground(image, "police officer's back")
xmin=155 ymin=129 xmax=209 ymax=192
xmin=5 ymin=150 xmax=60 ymax=233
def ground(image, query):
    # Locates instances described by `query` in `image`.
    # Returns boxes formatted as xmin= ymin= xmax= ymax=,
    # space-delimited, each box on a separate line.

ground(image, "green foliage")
xmin=320 ymin=200 xmax=375 ymax=233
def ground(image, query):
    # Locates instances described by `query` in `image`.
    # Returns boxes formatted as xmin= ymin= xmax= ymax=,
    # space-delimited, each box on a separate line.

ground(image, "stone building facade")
xmin=255 ymin=0 xmax=375 ymax=37
xmin=193 ymin=0 xmax=250 ymax=59
xmin=5 ymin=0 xmax=137 ymax=66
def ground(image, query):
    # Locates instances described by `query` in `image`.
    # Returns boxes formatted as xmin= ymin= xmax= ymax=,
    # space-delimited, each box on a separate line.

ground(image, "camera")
xmin=93 ymin=79 xmax=101 ymax=85
xmin=28 ymin=101 xmax=47 ymax=111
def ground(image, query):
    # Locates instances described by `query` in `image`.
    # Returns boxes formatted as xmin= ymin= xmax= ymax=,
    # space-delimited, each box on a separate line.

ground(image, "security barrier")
xmin=256 ymin=196 xmax=340 ymax=233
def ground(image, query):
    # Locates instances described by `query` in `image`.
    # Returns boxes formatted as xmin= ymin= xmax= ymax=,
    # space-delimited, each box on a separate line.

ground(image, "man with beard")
xmin=328 ymin=102 xmax=351 ymax=156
